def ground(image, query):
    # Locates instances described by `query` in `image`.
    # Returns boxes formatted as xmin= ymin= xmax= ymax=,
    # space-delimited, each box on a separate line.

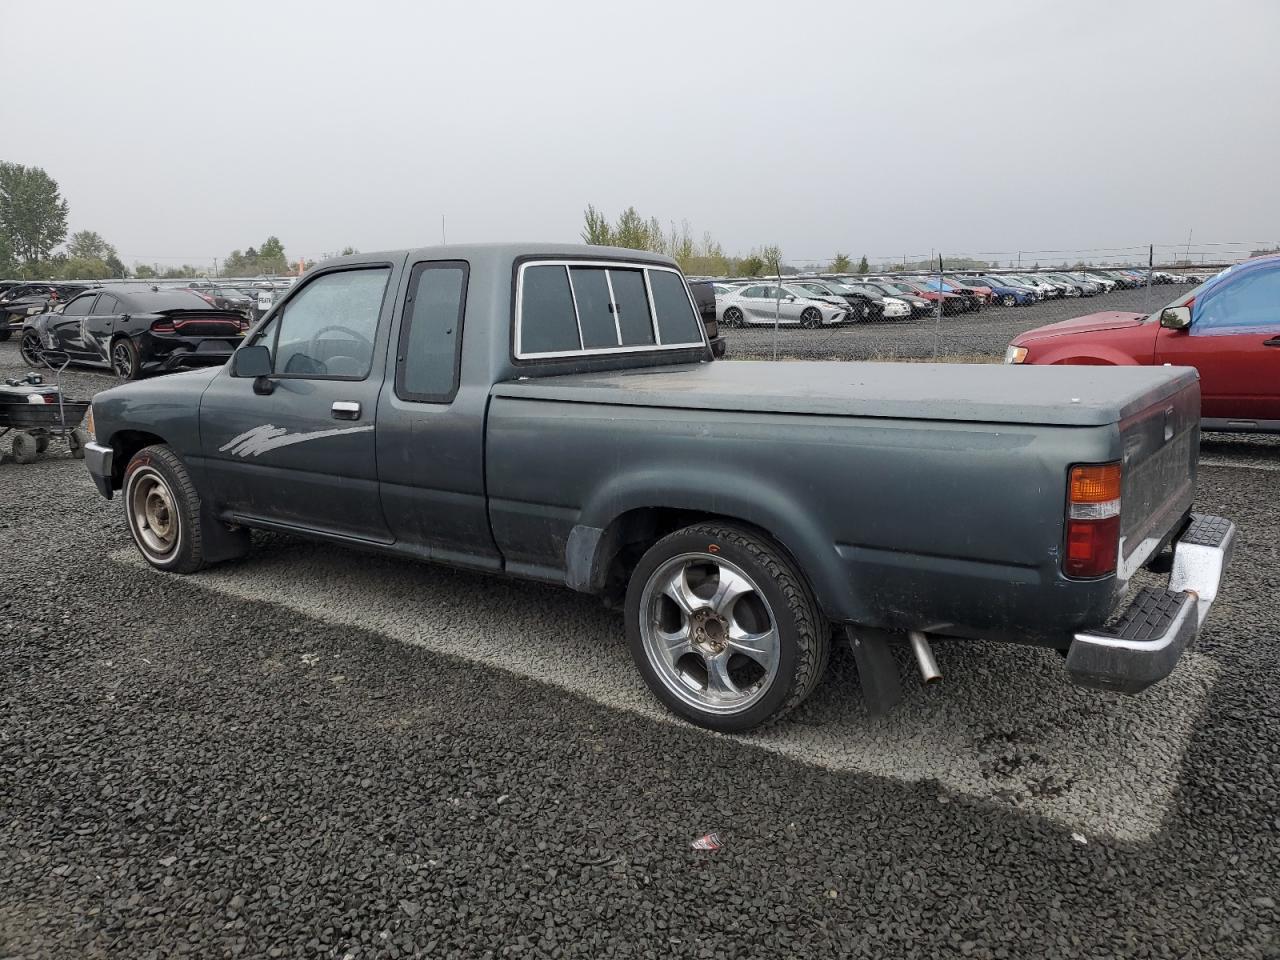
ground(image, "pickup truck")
xmin=82 ymin=243 xmax=1236 ymax=732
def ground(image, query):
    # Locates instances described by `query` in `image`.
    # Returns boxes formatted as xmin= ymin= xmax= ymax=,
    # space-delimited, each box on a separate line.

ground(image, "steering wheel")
xmin=309 ymin=324 xmax=373 ymax=353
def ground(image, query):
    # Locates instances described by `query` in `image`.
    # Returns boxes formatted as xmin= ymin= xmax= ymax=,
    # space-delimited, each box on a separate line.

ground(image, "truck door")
xmin=1155 ymin=261 xmax=1280 ymax=423
xmin=374 ymin=258 xmax=500 ymax=571
xmin=198 ymin=264 xmax=395 ymax=542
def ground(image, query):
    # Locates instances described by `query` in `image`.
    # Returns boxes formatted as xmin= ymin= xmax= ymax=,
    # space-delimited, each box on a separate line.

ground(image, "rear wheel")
xmin=112 ymin=337 xmax=141 ymax=380
xmin=721 ymin=307 xmax=743 ymax=328
xmin=800 ymin=307 xmax=822 ymax=328
xmin=626 ymin=522 xmax=828 ymax=732
xmin=12 ymin=432 xmax=38 ymax=464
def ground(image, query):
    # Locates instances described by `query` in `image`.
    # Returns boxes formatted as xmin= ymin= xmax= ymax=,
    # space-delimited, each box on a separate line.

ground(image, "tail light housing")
xmin=1064 ymin=462 xmax=1122 ymax=578
xmin=150 ymin=319 xmax=176 ymax=334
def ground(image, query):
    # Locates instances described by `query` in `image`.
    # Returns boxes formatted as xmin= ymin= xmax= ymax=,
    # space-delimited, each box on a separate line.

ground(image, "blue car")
xmin=976 ymin=277 xmax=1037 ymax=307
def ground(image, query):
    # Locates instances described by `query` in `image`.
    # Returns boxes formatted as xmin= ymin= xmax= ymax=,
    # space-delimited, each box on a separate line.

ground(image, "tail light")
xmin=41 ymin=394 xmax=57 ymax=404
xmin=238 ymin=317 xmax=251 ymax=331
xmin=150 ymin=319 xmax=176 ymax=334
xmin=1064 ymin=463 xmax=1122 ymax=578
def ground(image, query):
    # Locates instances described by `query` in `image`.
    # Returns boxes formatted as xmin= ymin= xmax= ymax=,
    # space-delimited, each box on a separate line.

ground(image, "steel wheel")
xmin=126 ymin=465 xmax=181 ymax=560
xmin=639 ymin=553 xmax=780 ymax=716
xmin=20 ymin=332 xmax=44 ymax=367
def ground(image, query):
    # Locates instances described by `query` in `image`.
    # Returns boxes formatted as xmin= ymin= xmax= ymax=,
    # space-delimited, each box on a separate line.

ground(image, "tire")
xmin=0 ymin=327 xmax=10 ymax=342
xmin=111 ymin=337 xmax=141 ymax=380
xmin=1001 ymin=294 xmax=1016 ymax=307
xmin=800 ymin=307 xmax=821 ymax=329
xmin=721 ymin=307 xmax=743 ymax=328
xmin=122 ymin=444 xmax=211 ymax=573
xmin=625 ymin=522 xmax=829 ymax=732
xmin=12 ymin=432 xmax=39 ymax=464
xmin=856 ymin=302 xmax=870 ymax=323
xmin=35 ymin=434 xmax=50 ymax=453
xmin=68 ymin=428 xmax=88 ymax=460
xmin=20 ymin=332 xmax=44 ymax=367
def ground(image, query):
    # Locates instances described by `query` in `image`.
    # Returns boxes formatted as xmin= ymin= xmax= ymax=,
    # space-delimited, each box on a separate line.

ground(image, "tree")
xmin=66 ymin=230 xmax=116 ymax=262
xmin=0 ymin=162 xmax=69 ymax=264
xmin=339 ymin=246 xmax=358 ymax=256
xmin=581 ymin=204 xmax=613 ymax=246
xmin=133 ymin=264 xmax=158 ymax=279
xmin=830 ymin=252 xmax=852 ymax=272
xmin=257 ymin=236 xmax=287 ymax=274
xmin=737 ymin=255 xmax=764 ymax=277
xmin=612 ymin=206 xmax=651 ymax=250
xmin=759 ymin=245 xmax=783 ymax=277
xmin=856 ymin=255 xmax=870 ymax=274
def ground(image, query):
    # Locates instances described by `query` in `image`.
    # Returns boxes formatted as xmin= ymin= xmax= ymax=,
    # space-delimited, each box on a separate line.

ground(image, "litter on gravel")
xmin=691 ymin=832 xmax=722 ymax=851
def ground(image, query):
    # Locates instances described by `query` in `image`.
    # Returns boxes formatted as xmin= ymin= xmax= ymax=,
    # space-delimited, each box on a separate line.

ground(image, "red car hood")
xmin=1014 ymin=310 xmax=1147 ymax=342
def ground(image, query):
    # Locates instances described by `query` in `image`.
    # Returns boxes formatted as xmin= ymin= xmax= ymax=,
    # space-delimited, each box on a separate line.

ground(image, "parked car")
xmin=840 ymin=281 xmax=913 ymax=319
xmin=20 ymin=285 xmax=250 ymax=380
xmin=189 ymin=285 xmax=256 ymax=317
xmin=1006 ymin=255 xmax=1280 ymax=432
xmin=717 ymin=282 xmax=849 ymax=327
xmin=974 ymin=277 xmax=1037 ymax=307
xmin=788 ymin=279 xmax=883 ymax=322
xmin=81 ymin=243 xmax=1234 ymax=731
xmin=1041 ymin=273 xmax=1088 ymax=296
xmin=916 ymin=278 xmax=984 ymax=312
xmin=878 ymin=278 xmax=967 ymax=315
xmin=1 ymin=283 xmax=91 ymax=338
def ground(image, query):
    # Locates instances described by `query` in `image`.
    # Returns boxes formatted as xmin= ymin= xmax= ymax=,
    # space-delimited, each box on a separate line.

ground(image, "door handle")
xmin=331 ymin=401 xmax=361 ymax=420
xmin=1264 ymin=337 xmax=1280 ymax=347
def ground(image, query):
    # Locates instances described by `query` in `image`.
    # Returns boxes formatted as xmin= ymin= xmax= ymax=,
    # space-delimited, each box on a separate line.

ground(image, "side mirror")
xmin=785 ymin=295 xmax=796 ymax=302
xmin=1159 ymin=306 xmax=1192 ymax=330
xmin=231 ymin=343 xmax=272 ymax=377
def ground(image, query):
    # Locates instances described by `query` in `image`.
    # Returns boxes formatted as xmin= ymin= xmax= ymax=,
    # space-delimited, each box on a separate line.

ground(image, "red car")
xmin=1006 ymin=254 xmax=1280 ymax=432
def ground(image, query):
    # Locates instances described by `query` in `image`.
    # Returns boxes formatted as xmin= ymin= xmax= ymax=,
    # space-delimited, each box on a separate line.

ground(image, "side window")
xmin=611 ymin=269 xmax=655 ymax=347
xmin=396 ymin=261 xmax=468 ymax=403
xmin=568 ymin=267 xmax=617 ymax=349
xmin=95 ymin=294 xmax=120 ymax=315
xmin=1194 ymin=267 xmax=1280 ymax=335
xmin=272 ymin=267 xmax=390 ymax=378
xmin=519 ymin=265 xmax=581 ymax=354
xmin=62 ymin=295 xmax=96 ymax=317
xmin=649 ymin=270 xmax=704 ymax=345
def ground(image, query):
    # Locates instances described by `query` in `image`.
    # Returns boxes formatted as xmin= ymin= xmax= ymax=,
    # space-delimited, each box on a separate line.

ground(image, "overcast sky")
xmin=5 ymin=0 xmax=1278 ymax=268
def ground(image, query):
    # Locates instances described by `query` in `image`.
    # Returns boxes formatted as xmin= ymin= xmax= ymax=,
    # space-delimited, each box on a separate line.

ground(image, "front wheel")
xmin=800 ymin=307 xmax=822 ymax=329
xmin=1001 ymin=294 xmax=1016 ymax=307
xmin=0 ymin=327 xmax=11 ymax=342
xmin=123 ymin=445 xmax=209 ymax=573
xmin=20 ymin=332 xmax=44 ymax=367
xmin=625 ymin=522 xmax=828 ymax=732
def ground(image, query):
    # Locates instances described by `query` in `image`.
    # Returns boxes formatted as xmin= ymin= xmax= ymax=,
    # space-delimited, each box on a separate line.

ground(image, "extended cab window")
xmin=516 ymin=261 xmax=704 ymax=358
xmin=397 ymin=261 xmax=467 ymax=403
xmin=267 ymin=267 xmax=389 ymax=378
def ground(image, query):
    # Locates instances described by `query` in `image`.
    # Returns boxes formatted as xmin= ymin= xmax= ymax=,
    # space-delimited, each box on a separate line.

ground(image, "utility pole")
xmin=442 ymin=215 xmax=447 ymax=245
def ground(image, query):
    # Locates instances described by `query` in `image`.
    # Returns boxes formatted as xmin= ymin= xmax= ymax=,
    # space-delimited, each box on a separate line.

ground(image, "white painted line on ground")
xmin=111 ymin=544 xmax=1216 ymax=842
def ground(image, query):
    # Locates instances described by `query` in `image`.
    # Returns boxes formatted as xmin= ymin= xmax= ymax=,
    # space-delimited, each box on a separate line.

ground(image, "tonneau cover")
xmin=493 ymin=360 xmax=1199 ymax=427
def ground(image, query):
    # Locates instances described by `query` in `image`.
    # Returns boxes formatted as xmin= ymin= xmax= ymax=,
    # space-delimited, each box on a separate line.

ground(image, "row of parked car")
xmin=697 ymin=269 xmax=1201 ymax=328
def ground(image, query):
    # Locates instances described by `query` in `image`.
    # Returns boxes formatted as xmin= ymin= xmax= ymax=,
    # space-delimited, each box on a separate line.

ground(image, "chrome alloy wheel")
xmin=639 ymin=553 xmax=780 ymax=716
xmin=126 ymin=466 xmax=180 ymax=560
xmin=112 ymin=342 xmax=133 ymax=378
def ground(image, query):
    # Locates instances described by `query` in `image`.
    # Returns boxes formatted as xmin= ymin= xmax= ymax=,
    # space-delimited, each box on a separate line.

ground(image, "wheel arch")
xmin=564 ymin=474 xmax=851 ymax=621
xmin=109 ymin=429 xmax=167 ymax=488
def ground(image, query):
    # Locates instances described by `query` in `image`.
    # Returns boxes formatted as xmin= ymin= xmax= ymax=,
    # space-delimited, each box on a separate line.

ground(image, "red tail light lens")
xmin=42 ymin=394 xmax=56 ymax=404
xmin=1064 ymin=463 xmax=1122 ymax=578
xmin=150 ymin=319 xmax=175 ymax=334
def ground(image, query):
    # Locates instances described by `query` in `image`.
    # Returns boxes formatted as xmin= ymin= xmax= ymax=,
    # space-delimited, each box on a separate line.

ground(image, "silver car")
xmin=717 ymin=282 xmax=848 ymax=327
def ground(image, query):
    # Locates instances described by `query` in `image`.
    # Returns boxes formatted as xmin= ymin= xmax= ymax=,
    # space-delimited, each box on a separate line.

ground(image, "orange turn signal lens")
xmin=1069 ymin=463 xmax=1122 ymax=504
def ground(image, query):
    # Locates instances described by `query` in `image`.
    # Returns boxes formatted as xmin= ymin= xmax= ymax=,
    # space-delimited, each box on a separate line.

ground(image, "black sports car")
xmin=1 ymin=283 xmax=92 ymax=340
xmin=20 ymin=285 xmax=249 ymax=380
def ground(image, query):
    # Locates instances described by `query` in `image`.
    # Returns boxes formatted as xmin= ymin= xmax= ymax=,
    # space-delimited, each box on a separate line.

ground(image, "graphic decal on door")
xmin=218 ymin=423 xmax=374 ymax=458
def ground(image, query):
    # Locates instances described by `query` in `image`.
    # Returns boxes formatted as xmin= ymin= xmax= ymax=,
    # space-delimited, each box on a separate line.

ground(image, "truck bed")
xmin=494 ymin=361 xmax=1199 ymax=427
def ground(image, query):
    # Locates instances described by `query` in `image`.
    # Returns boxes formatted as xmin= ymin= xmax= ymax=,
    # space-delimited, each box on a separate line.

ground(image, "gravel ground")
xmin=2 ymin=338 xmax=1279 ymax=959
xmin=724 ymin=284 xmax=1178 ymax=361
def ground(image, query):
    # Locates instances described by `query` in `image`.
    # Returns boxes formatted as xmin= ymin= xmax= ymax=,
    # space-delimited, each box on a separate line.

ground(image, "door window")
xmin=1194 ymin=267 xmax=1280 ymax=335
xmin=94 ymin=294 xmax=120 ymax=315
xmin=268 ymin=267 xmax=390 ymax=378
xmin=396 ymin=261 xmax=468 ymax=403
xmin=62 ymin=294 xmax=96 ymax=317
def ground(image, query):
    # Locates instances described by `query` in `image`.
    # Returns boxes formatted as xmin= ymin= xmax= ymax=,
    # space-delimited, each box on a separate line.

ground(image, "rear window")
xmin=516 ymin=261 xmax=704 ymax=359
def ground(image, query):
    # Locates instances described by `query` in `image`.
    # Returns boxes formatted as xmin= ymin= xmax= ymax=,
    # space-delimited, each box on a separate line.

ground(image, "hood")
xmin=1013 ymin=310 xmax=1147 ymax=343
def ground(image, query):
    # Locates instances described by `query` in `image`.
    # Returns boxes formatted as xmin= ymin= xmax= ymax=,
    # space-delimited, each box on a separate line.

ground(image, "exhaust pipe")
xmin=908 ymin=631 xmax=942 ymax=685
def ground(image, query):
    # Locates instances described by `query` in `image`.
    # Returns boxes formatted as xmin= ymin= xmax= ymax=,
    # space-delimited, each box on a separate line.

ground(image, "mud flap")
xmin=844 ymin=626 xmax=903 ymax=717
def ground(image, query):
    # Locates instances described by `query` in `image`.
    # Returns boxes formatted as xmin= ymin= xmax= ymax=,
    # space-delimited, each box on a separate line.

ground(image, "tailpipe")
xmin=908 ymin=631 xmax=942 ymax=685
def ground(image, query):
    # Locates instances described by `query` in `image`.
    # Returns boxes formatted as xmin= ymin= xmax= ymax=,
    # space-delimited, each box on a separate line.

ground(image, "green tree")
xmin=830 ymin=252 xmax=852 ymax=272
xmin=0 ymin=162 xmax=69 ymax=264
xmin=581 ymin=204 xmax=613 ymax=245
xmin=257 ymin=236 xmax=287 ymax=274
xmin=856 ymin=255 xmax=870 ymax=274
xmin=133 ymin=264 xmax=158 ymax=279
xmin=760 ymin=245 xmax=783 ymax=277
xmin=612 ymin=206 xmax=650 ymax=250
xmin=737 ymin=255 xmax=764 ymax=277
xmin=339 ymin=246 xmax=358 ymax=256
xmin=66 ymin=230 xmax=116 ymax=262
